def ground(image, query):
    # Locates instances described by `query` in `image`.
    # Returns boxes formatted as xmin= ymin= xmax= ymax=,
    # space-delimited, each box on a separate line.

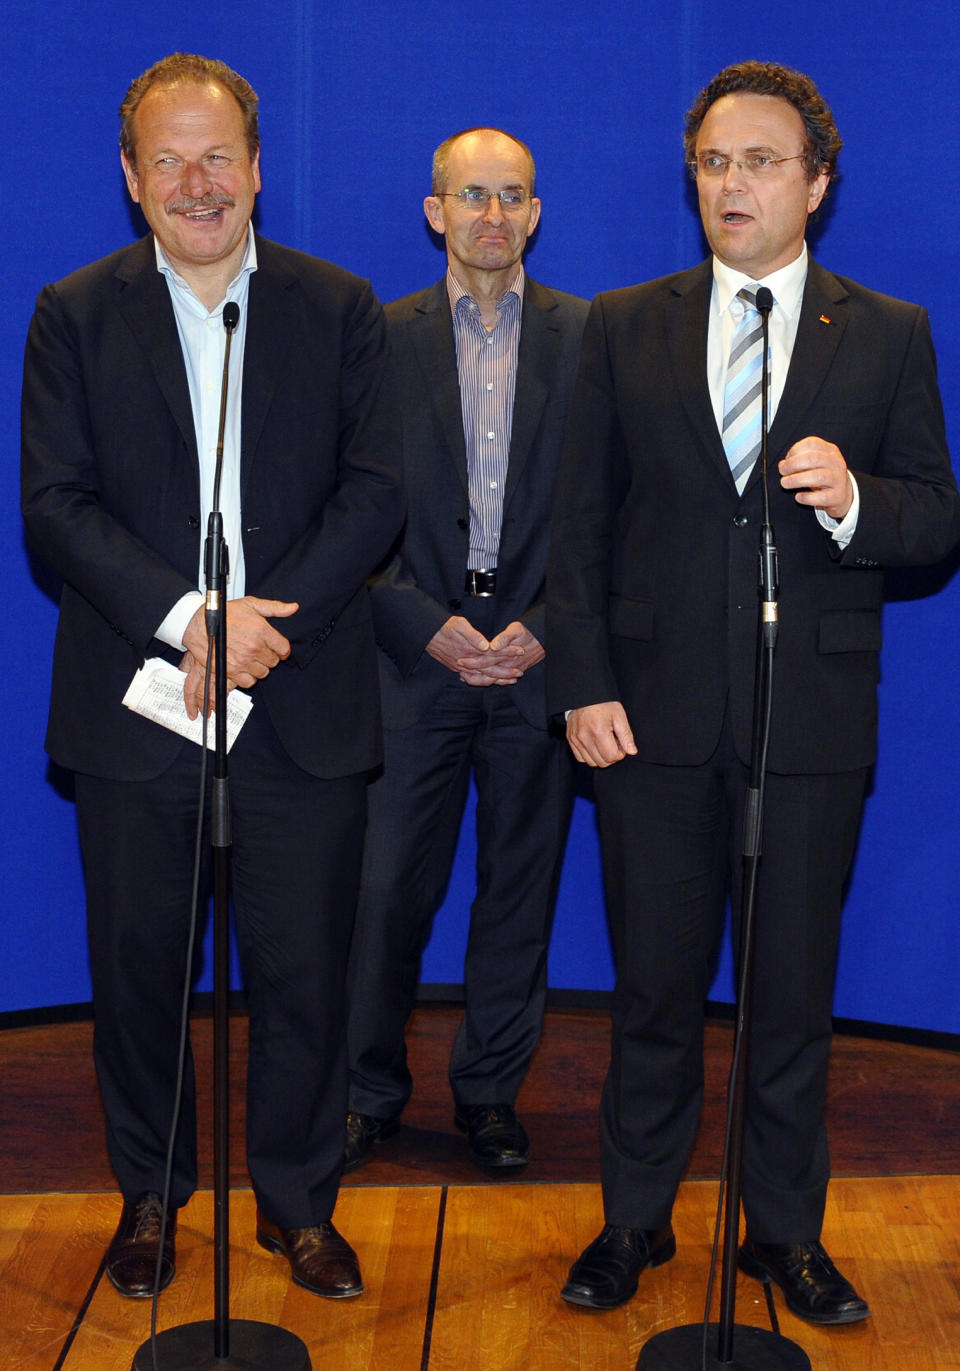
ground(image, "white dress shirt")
xmin=153 ymin=228 xmax=258 ymax=649
xmin=707 ymin=245 xmax=858 ymax=545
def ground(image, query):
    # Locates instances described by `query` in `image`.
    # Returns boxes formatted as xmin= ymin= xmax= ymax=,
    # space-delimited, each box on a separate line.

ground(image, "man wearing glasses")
xmin=345 ymin=128 xmax=587 ymax=1175
xmin=548 ymin=62 xmax=959 ymax=1321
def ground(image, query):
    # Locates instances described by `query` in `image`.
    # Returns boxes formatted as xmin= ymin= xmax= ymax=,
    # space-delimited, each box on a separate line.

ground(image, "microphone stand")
xmin=638 ymin=288 xmax=810 ymax=1369
xmin=133 ymin=305 xmax=311 ymax=1371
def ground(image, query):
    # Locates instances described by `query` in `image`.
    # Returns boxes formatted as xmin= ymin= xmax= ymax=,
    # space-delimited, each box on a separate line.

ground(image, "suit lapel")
xmin=113 ymin=236 xmax=197 ymax=461
xmin=410 ymin=281 xmax=469 ymax=494
xmin=241 ymin=239 xmax=298 ymax=492
xmin=664 ymin=260 xmax=735 ymax=491
xmin=762 ymin=259 xmax=850 ymax=466
xmin=502 ymin=278 xmax=552 ymax=512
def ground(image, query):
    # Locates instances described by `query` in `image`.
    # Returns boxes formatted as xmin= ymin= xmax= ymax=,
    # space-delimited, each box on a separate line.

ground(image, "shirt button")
xmin=486 ymin=432 xmax=495 ymax=440
xmin=490 ymin=480 xmax=498 ymax=489
xmin=486 ymin=337 xmax=494 ymax=345
xmin=486 ymin=382 xmax=494 ymax=391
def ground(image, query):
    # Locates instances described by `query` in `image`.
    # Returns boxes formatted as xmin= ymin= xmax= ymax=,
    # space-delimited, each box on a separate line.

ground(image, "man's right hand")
xmin=566 ymin=701 xmax=637 ymax=767
xmin=180 ymin=595 xmax=299 ymax=719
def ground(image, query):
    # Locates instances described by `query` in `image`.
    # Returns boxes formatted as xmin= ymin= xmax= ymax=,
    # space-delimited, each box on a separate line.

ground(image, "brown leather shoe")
xmin=106 ymin=1193 xmax=177 ymax=1298
xmin=256 ymin=1210 xmax=363 ymax=1298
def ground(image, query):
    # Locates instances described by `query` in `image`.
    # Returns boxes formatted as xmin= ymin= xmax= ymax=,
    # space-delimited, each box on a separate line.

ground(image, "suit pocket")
xmin=818 ymin=609 xmax=882 ymax=654
xmin=608 ymin=594 xmax=654 ymax=641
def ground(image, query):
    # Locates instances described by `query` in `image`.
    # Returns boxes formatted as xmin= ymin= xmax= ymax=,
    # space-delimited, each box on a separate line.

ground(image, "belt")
xmin=464 ymin=569 xmax=497 ymax=597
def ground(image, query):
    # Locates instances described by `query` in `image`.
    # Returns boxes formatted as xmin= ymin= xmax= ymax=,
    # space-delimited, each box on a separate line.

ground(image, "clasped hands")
xmin=180 ymin=595 xmax=298 ymax=720
xmin=427 ymin=615 xmax=544 ymax=686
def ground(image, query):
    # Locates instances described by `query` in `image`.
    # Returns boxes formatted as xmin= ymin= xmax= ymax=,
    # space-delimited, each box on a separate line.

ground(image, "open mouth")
xmin=722 ymin=212 xmax=751 ymax=224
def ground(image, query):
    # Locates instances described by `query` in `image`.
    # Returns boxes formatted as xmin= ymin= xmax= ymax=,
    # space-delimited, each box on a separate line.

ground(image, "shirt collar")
xmin=446 ymin=266 xmax=525 ymax=315
xmin=712 ymin=243 xmax=808 ymax=318
xmin=154 ymin=224 xmax=258 ymax=315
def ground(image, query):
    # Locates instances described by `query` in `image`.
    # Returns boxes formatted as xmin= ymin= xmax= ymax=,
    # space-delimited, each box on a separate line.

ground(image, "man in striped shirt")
xmin=345 ymin=128 xmax=588 ymax=1175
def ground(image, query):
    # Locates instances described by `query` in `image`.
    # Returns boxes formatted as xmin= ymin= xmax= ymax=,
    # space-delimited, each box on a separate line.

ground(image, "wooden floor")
xmin=3 ymin=1179 xmax=959 ymax=1371
xmin=2 ymin=1006 xmax=959 ymax=1370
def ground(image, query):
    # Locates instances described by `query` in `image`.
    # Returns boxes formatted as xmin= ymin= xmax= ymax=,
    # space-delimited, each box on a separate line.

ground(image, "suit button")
xmin=457 ymin=518 xmax=468 ymax=531
xmin=734 ymin=514 xmax=748 ymax=527
xmin=448 ymin=598 xmax=462 ymax=610
xmin=188 ymin=515 xmax=200 ymax=529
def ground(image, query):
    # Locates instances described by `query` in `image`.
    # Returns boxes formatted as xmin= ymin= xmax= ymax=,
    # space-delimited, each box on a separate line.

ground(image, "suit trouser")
xmin=347 ymin=673 xmax=574 ymax=1118
xmin=593 ymin=715 xmax=867 ymax=1244
xmin=75 ymin=702 xmax=366 ymax=1230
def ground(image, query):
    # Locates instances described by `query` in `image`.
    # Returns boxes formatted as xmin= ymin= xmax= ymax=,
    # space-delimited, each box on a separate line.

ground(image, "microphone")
xmin=205 ymin=303 xmax=240 ymax=623
xmin=754 ymin=286 xmax=778 ymax=646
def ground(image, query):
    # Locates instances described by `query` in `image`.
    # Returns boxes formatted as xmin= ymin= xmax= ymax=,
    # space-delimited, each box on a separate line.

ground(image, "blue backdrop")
xmin=3 ymin=0 xmax=958 ymax=1032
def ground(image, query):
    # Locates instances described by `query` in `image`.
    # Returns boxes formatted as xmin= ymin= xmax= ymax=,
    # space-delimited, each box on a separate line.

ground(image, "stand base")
xmin=637 ymin=1322 xmax=810 ymax=1370
xmin=132 ymin=1319 xmax=311 ymax=1370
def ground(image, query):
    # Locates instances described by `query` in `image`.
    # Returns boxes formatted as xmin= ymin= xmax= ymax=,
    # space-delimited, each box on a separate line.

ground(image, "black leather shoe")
xmin=454 ymin=1103 xmax=530 ymax=1172
xmin=342 ymin=1110 xmax=401 ymax=1174
xmin=106 ymin=1193 xmax=176 ymax=1298
xmin=256 ymin=1210 xmax=363 ymax=1298
xmin=561 ymin=1223 xmax=676 ymax=1308
xmin=738 ymin=1237 xmax=870 ymax=1324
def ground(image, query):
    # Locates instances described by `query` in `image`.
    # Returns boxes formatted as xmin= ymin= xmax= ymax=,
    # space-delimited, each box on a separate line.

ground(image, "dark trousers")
xmin=594 ymin=715 xmax=866 ymax=1243
xmin=75 ymin=703 xmax=366 ymax=1229
xmin=347 ymin=673 xmax=574 ymax=1117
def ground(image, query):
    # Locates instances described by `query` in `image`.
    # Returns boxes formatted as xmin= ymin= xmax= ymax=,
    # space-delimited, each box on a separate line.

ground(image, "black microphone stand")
xmin=638 ymin=288 xmax=810 ymax=1369
xmin=133 ymin=304 xmax=310 ymax=1371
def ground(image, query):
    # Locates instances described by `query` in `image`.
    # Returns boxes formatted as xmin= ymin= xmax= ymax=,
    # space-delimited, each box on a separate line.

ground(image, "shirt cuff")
xmin=816 ymin=471 xmax=860 ymax=548
xmin=155 ymin=591 xmax=205 ymax=651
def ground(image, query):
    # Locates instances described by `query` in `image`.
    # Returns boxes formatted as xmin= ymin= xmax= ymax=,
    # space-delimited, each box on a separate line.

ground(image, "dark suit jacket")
xmin=371 ymin=275 xmax=588 ymax=730
xmin=547 ymin=258 xmax=960 ymax=773
xmin=21 ymin=233 xmax=403 ymax=780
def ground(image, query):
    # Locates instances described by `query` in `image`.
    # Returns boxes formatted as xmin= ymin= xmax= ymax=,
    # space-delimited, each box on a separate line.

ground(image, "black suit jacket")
xmin=21 ymin=233 xmax=403 ymax=780
xmin=547 ymin=258 xmax=960 ymax=773
xmin=371 ymin=275 xmax=588 ymax=730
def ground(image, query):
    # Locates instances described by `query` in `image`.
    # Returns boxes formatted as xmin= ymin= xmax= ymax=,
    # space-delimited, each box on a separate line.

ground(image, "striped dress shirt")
xmin=447 ymin=267 xmax=524 ymax=570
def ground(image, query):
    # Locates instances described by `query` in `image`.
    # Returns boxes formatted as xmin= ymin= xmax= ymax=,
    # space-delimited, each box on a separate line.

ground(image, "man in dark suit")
xmin=548 ymin=62 xmax=960 ymax=1322
xmin=344 ymin=129 xmax=587 ymax=1173
xmin=21 ymin=54 xmax=401 ymax=1299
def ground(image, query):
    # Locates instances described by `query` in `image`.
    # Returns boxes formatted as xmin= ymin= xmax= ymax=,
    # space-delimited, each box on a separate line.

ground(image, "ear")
xmin=120 ymin=149 xmax=141 ymax=204
xmin=807 ymin=170 xmax=830 ymax=215
xmin=424 ymin=195 xmax=445 ymax=235
xmin=250 ymin=147 xmax=262 ymax=194
xmin=526 ymin=196 xmax=542 ymax=238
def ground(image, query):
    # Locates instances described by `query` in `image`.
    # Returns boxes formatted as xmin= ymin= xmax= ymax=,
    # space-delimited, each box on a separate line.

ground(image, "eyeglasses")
xmin=687 ymin=153 xmax=807 ymax=180
xmin=436 ymin=186 xmax=531 ymax=211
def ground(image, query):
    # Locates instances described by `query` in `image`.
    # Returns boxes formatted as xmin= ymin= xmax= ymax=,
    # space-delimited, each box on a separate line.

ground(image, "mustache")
xmin=165 ymin=192 xmax=236 ymax=214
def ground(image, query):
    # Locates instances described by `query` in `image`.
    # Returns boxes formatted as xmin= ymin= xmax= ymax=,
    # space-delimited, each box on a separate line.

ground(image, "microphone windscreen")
xmin=222 ymin=301 xmax=240 ymax=331
xmin=755 ymin=286 xmax=773 ymax=314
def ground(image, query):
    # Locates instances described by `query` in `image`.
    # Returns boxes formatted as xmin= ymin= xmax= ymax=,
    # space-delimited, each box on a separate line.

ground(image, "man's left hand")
xmin=779 ymin=436 xmax=853 ymax=520
xmin=457 ymin=621 xmax=544 ymax=686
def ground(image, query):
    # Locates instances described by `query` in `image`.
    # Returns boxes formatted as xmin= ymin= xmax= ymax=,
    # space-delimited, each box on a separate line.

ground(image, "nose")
xmin=720 ymin=159 xmax=747 ymax=191
xmin=481 ymin=193 xmax=505 ymax=224
xmin=182 ymin=158 xmax=213 ymax=196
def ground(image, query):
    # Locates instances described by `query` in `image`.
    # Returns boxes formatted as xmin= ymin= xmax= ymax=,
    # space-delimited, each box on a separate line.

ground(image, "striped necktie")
xmin=721 ymin=285 xmax=769 ymax=494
